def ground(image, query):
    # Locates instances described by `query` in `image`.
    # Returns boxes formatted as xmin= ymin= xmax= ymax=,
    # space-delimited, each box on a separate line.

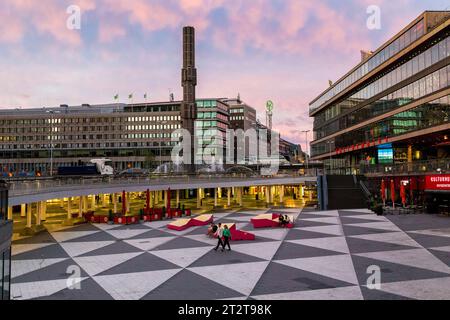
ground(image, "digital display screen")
xmin=378 ymin=148 xmax=394 ymax=164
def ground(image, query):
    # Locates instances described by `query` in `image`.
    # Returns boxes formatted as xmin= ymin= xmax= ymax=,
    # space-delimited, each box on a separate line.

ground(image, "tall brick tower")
xmin=181 ymin=26 xmax=197 ymax=171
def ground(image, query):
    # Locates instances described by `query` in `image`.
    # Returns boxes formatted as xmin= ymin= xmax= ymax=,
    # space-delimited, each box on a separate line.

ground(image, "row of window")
xmin=314 ymin=64 xmax=450 ymax=140
xmin=310 ymin=19 xmax=426 ymax=112
xmin=312 ymin=95 xmax=449 ymax=156
xmin=316 ymin=34 xmax=450 ymax=127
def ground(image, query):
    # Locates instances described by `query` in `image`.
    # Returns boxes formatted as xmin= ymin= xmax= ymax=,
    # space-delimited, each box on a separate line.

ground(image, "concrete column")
xmin=238 ymin=187 xmax=243 ymax=206
xmin=279 ymin=186 xmax=284 ymax=203
xmin=84 ymin=196 xmax=88 ymax=213
xmin=78 ymin=196 xmax=83 ymax=218
xmin=41 ymin=201 xmax=47 ymax=221
xmin=7 ymin=207 xmax=12 ymax=220
xmin=67 ymin=198 xmax=72 ymax=220
xmin=164 ymin=190 xmax=169 ymax=208
xmin=113 ymin=193 xmax=118 ymax=213
xmin=218 ymin=187 xmax=222 ymax=199
xmin=126 ymin=192 xmax=131 ymax=212
xmin=36 ymin=203 xmax=42 ymax=226
xmin=20 ymin=204 xmax=26 ymax=217
xmin=197 ymin=188 xmax=202 ymax=208
xmin=266 ymin=187 xmax=270 ymax=204
xmin=91 ymin=196 xmax=96 ymax=210
xmin=150 ymin=191 xmax=154 ymax=208
xmin=227 ymin=188 xmax=231 ymax=207
xmin=26 ymin=204 xmax=32 ymax=228
xmin=103 ymin=194 xmax=108 ymax=206
xmin=176 ymin=190 xmax=180 ymax=207
xmin=214 ymin=188 xmax=218 ymax=207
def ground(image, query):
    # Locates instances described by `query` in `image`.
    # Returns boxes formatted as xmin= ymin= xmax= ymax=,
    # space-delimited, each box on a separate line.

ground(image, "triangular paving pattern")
xmin=105 ymin=228 xmax=152 ymax=240
xmin=189 ymin=249 xmax=266 ymax=268
xmin=351 ymin=255 xmax=450 ymax=285
xmin=346 ymin=237 xmax=418 ymax=254
xmin=150 ymin=246 xmax=212 ymax=268
xmin=12 ymin=258 xmax=89 ymax=284
xmin=141 ymin=269 xmax=244 ymax=300
xmin=77 ymin=241 xmax=142 ymax=257
xmin=339 ymin=210 xmax=373 ymax=217
xmin=152 ymin=236 xmax=211 ymax=251
xmin=250 ymin=229 xmax=288 ymax=241
xmin=340 ymin=216 xmax=387 ymax=225
xmin=12 ymin=243 xmax=54 ymax=257
xmin=347 ymin=221 xmax=401 ymax=232
xmin=60 ymin=241 xmax=116 ymax=258
xmin=13 ymin=231 xmax=56 ymax=245
xmin=295 ymin=225 xmax=344 ymax=236
xmin=250 ymin=262 xmax=355 ymax=296
xmin=98 ymin=252 xmax=180 ymax=275
xmin=274 ymin=255 xmax=359 ymax=285
xmin=284 ymin=228 xmax=340 ymax=241
xmin=74 ymin=252 xmax=143 ymax=276
xmin=372 ymin=277 xmax=450 ymax=300
xmin=301 ymin=217 xmax=341 ymax=225
xmin=295 ymin=220 xmax=338 ymax=228
xmin=273 ymin=242 xmax=345 ymax=260
xmin=407 ymin=232 xmax=450 ymax=248
xmin=349 ymin=232 xmax=422 ymax=248
xmin=63 ymin=230 xmax=118 ymax=243
xmin=409 ymin=229 xmax=450 ymax=238
xmin=183 ymin=234 xmax=218 ymax=246
xmin=286 ymin=236 xmax=350 ymax=254
xmin=12 ymin=277 xmax=87 ymax=300
xmin=355 ymin=249 xmax=450 ymax=274
xmin=34 ymin=278 xmax=113 ymax=300
xmin=12 ymin=243 xmax=69 ymax=261
xmin=342 ymin=225 xmax=395 ymax=237
xmin=347 ymin=214 xmax=388 ymax=221
xmin=126 ymin=228 xmax=174 ymax=240
xmin=12 ymin=258 xmax=69 ymax=279
xmin=93 ymin=269 xmax=181 ymax=300
xmin=359 ymin=286 xmax=414 ymax=300
xmin=251 ymin=285 xmax=363 ymax=300
xmin=231 ymin=241 xmax=282 ymax=261
xmin=124 ymin=237 xmax=176 ymax=251
xmin=188 ymin=261 xmax=270 ymax=296
xmin=50 ymin=231 xmax=101 ymax=243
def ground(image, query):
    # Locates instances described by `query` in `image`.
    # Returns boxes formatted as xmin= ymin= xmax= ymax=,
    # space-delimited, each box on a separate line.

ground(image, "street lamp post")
xmin=300 ymin=130 xmax=310 ymax=170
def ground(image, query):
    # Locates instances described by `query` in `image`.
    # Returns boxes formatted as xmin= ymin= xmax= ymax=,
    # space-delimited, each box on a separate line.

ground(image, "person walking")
xmin=222 ymin=225 xmax=231 ymax=251
xmin=214 ymin=223 xmax=224 ymax=251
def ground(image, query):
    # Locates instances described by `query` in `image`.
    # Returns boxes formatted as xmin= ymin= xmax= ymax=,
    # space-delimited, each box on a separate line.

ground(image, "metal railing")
xmin=6 ymin=173 xmax=316 ymax=198
xmin=323 ymin=159 xmax=450 ymax=176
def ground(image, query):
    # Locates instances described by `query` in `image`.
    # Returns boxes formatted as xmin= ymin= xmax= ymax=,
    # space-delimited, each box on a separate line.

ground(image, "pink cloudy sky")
xmin=0 ymin=0 xmax=448 ymax=150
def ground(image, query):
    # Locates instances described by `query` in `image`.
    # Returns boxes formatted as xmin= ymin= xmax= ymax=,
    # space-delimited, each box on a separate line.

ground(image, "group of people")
xmin=278 ymin=214 xmax=291 ymax=227
xmin=207 ymin=223 xmax=231 ymax=252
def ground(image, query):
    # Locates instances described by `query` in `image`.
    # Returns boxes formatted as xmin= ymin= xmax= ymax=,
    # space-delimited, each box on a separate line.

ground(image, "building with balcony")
xmin=309 ymin=11 xmax=450 ymax=176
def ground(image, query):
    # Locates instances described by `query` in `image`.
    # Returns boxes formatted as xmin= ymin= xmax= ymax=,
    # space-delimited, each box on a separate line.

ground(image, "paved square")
xmin=10 ymin=208 xmax=450 ymax=300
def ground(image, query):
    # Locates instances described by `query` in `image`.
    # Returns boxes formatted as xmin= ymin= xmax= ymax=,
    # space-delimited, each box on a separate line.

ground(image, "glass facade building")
xmin=309 ymin=11 xmax=450 ymax=174
xmin=0 ymin=180 xmax=12 ymax=300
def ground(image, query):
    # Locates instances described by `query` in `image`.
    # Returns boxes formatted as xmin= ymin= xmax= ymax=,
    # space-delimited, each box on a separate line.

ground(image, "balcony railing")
xmin=323 ymin=159 xmax=450 ymax=176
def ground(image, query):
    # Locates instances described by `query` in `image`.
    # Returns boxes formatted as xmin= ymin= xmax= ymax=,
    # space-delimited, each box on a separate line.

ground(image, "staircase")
xmin=326 ymin=175 xmax=369 ymax=210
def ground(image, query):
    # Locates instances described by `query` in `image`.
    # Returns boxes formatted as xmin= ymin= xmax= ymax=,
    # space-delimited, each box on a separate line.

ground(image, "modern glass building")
xmin=0 ymin=97 xmax=300 ymax=175
xmin=0 ymin=180 xmax=12 ymax=300
xmin=309 ymin=11 xmax=450 ymax=175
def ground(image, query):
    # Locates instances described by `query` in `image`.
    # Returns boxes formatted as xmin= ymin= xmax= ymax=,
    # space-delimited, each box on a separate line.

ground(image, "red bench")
xmin=250 ymin=213 xmax=294 ymax=229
